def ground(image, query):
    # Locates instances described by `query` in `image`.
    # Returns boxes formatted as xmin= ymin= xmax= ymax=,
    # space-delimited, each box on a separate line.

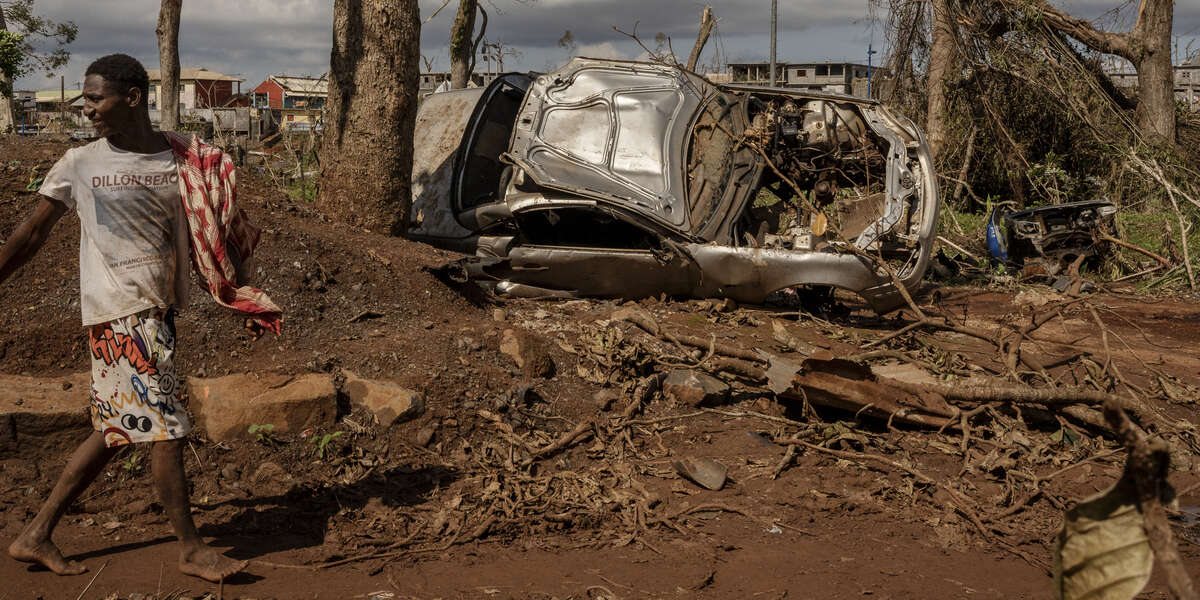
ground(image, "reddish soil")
xmin=2 ymin=136 xmax=1200 ymax=599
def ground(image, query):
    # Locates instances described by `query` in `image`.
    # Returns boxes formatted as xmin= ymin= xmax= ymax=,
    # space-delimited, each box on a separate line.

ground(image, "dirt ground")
xmin=2 ymin=136 xmax=1199 ymax=599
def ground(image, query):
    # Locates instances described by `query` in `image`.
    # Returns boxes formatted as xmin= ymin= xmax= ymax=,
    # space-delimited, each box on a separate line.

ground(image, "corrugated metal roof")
xmin=271 ymin=76 xmax=328 ymax=95
xmin=147 ymin=68 xmax=243 ymax=82
xmin=34 ymin=90 xmax=83 ymax=102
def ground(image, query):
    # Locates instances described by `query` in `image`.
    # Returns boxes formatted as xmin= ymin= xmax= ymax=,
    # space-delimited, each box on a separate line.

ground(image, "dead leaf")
xmin=765 ymin=355 xmax=801 ymax=395
xmin=1055 ymin=477 xmax=1152 ymax=600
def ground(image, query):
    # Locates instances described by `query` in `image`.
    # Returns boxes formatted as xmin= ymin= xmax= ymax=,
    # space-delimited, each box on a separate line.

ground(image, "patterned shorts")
xmin=88 ymin=307 xmax=192 ymax=448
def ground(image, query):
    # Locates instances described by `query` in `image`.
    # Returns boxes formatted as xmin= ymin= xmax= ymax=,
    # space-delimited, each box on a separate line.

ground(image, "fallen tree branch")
xmin=529 ymin=420 xmax=594 ymax=461
xmin=1099 ymin=233 xmax=1172 ymax=268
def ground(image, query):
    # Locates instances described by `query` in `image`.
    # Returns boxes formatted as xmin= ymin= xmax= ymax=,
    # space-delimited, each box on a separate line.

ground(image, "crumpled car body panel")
xmin=408 ymin=58 xmax=940 ymax=313
xmin=505 ymin=61 xmax=703 ymax=232
xmin=986 ymin=199 xmax=1117 ymax=274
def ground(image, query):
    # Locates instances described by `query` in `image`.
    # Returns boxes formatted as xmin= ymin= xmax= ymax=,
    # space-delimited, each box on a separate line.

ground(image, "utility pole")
xmin=867 ymin=43 xmax=878 ymax=98
xmin=769 ymin=0 xmax=777 ymax=86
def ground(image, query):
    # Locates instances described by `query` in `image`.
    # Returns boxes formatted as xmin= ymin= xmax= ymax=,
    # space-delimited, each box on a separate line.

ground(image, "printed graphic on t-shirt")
xmin=37 ymin=139 xmax=190 ymax=326
xmin=91 ymin=169 xmax=180 ymax=270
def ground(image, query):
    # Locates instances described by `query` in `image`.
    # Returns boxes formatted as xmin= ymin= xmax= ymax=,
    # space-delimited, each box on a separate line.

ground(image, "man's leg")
xmin=151 ymin=439 xmax=247 ymax=582
xmin=8 ymin=431 xmax=119 ymax=575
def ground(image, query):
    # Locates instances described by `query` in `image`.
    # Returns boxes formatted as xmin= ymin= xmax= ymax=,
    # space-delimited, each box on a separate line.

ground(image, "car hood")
xmin=505 ymin=57 xmax=709 ymax=233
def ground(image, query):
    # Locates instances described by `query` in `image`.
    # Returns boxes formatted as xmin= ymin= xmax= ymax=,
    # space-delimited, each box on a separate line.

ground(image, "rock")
xmin=493 ymin=308 xmax=506 ymax=322
xmin=252 ymin=461 xmax=286 ymax=483
xmin=499 ymin=329 xmax=556 ymax=378
xmin=186 ymin=373 xmax=337 ymax=442
xmin=414 ymin=424 xmax=437 ymax=447
xmin=124 ymin=498 xmax=156 ymax=516
xmin=220 ymin=464 xmax=241 ymax=480
xmin=663 ymin=369 xmax=729 ymax=407
xmin=342 ymin=371 xmax=424 ymax=427
xmin=0 ymin=372 xmax=92 ymax=453
xmin=593 ymin=389 xmax=620 ymax=411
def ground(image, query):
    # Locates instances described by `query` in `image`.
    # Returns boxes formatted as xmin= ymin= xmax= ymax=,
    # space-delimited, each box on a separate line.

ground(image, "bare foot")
xmin=178 ymin=545 xmax=248 ymax=582
xmin=8 ymin=534 xmax=87 ymax=575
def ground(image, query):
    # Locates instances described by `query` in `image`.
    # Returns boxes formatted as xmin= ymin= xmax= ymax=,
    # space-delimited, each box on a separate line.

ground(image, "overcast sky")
xmin=10 ymin=0 xmax=1200 ymax=93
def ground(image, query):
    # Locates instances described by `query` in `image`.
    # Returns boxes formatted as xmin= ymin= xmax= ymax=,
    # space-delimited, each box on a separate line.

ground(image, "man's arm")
xmin=0 ymin=197 xmax=68 ymax=286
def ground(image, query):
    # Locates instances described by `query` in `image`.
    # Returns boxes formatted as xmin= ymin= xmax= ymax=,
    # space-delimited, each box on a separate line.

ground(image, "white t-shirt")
xmin=39 ymin=137 xmax=191 ymax=326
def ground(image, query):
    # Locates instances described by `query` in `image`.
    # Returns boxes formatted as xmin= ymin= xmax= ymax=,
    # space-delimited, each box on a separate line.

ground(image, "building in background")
xmin=251 ymin=75 xmax=329 ymax=131
xmin=28 ymin=89 xmax=85 ymax=129
xmin=147 ymin=67 xmax=245 ymax=110
xmin=417 ymin=71 xmax=499 ymax=96
xmin=1105 ymin=57 xmax=1200 ymax=110
xmin=725 ymin=61 xmax=880 ymax=97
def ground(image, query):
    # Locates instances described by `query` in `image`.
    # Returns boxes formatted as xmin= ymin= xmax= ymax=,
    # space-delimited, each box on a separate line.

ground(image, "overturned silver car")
xmin=408 ymin=58 xmax=938 ymax=313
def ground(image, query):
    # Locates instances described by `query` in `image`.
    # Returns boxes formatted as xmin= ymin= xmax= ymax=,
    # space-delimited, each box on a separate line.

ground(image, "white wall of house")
xmin=149 ymin=81 xmax=198 ymax=110
xmin=181 ymin=83 xmax=196 ymax=110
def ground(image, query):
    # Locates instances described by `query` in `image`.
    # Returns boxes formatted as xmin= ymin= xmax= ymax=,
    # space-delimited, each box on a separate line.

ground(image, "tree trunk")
xmin=0 ymin=7 xmax=14 ymax=134
xmin=686 ymin=6 xmax=715 ymax=72
xmin=156 ymin=0 xmax=181 ymax=131
xmin=1132 ymin=0 xmax=1174 ymax=143
xmin=993 ymin=0 xmax=1175 ymax=143
xmin=926 ymin=0 xmax=955 ymax=160
xmin=318 ymin=0 xmax=420 ymax=235
xmin=449 ymin=0 xmax=477 ymax=89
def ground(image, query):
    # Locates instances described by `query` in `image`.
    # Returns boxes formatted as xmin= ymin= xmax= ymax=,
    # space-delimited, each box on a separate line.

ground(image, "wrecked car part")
xmin=409 ymin=58 xmax=939 ymax=313
xmin=986 ymin=200 xmax=1117 ymax=276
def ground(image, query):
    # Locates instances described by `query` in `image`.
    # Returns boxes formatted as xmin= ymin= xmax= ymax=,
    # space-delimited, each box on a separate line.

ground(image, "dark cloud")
xmin=11 ymin=0 xmax=1199 ymax=91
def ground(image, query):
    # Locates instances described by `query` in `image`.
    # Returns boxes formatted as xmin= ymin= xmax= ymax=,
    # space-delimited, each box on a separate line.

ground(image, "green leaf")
xmin=1055 ymin=475 xmax=1152 ymax=600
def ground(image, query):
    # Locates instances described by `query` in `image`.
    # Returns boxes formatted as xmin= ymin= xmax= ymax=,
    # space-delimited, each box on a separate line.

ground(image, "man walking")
xmin=1 ymin=53 xmax=277 ymax=582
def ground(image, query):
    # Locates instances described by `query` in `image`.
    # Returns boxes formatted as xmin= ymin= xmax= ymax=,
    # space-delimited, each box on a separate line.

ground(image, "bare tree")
xmin=993 ymin=0 xmax=1175 ymax=143
xmin=317 ymin=0 xmax=420 ymax=235
xmin=0 ymin=7 xmax=13 ymax=132
xmin=925 ymin=0 xmax=954 ymax=159
xmin=448 ymin=0 xmax=483 ymax=89
xmin=155 ymin=0 xmax=181 ymax=130
xmin=685 ymin=6 xmax=716 ymax=72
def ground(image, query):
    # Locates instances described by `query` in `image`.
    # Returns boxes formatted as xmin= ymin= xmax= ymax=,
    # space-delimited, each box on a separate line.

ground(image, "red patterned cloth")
xmin=164 ymin=131 xmax=282 ymax=334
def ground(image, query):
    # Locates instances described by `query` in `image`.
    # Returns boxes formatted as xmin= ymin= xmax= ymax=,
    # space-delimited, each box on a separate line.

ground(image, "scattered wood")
xmin=529 ymin=419 xmax=594 ymax=461
xmin=937 ymin=235 xmax=980 ymax=261
xmin=1099 ymin=233 xmax=1172 ymax=268
xmin=367 ymin=248 xmax=392 ymax=267
xmin=348 ymin=309 xmax=384 ymax=323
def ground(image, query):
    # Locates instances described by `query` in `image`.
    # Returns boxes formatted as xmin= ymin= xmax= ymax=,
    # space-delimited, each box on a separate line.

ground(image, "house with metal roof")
xmin=250 ymin=75 xmax=328 ymax=131
xmin=147 ymin=67 xmax=245 ymax=111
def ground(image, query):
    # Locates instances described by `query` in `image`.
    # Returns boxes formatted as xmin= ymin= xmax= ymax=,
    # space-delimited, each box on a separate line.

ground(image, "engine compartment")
xmin=688 ymin=91 xmax=928 ymax=273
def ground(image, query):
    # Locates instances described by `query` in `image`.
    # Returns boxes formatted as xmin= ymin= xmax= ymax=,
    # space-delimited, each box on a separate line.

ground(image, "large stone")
xmin=342 ymin=370 xmax=424 ymax=427
xmin=186 ymin=373 xmax=337 ymax=442
xmin=0 ymin=372 xmax=92 ymax=454
xmin=499 ymin=329 xmax=556 ymax=378
xmin=663 ymin=369 xmax=730 ymax=407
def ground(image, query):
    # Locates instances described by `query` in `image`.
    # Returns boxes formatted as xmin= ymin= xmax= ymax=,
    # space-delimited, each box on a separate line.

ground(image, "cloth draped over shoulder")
xmin=164 ymin=131 xmax=282 ymax=334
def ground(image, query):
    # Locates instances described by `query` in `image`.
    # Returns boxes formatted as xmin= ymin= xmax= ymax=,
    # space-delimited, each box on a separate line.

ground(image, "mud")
xmin=2 ymin=136 xmax=1199 ymax=599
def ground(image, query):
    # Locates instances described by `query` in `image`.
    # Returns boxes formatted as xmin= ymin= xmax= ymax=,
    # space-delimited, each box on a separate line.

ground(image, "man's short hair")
xmin=85 ymin=54 xmax=149 ymax=97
